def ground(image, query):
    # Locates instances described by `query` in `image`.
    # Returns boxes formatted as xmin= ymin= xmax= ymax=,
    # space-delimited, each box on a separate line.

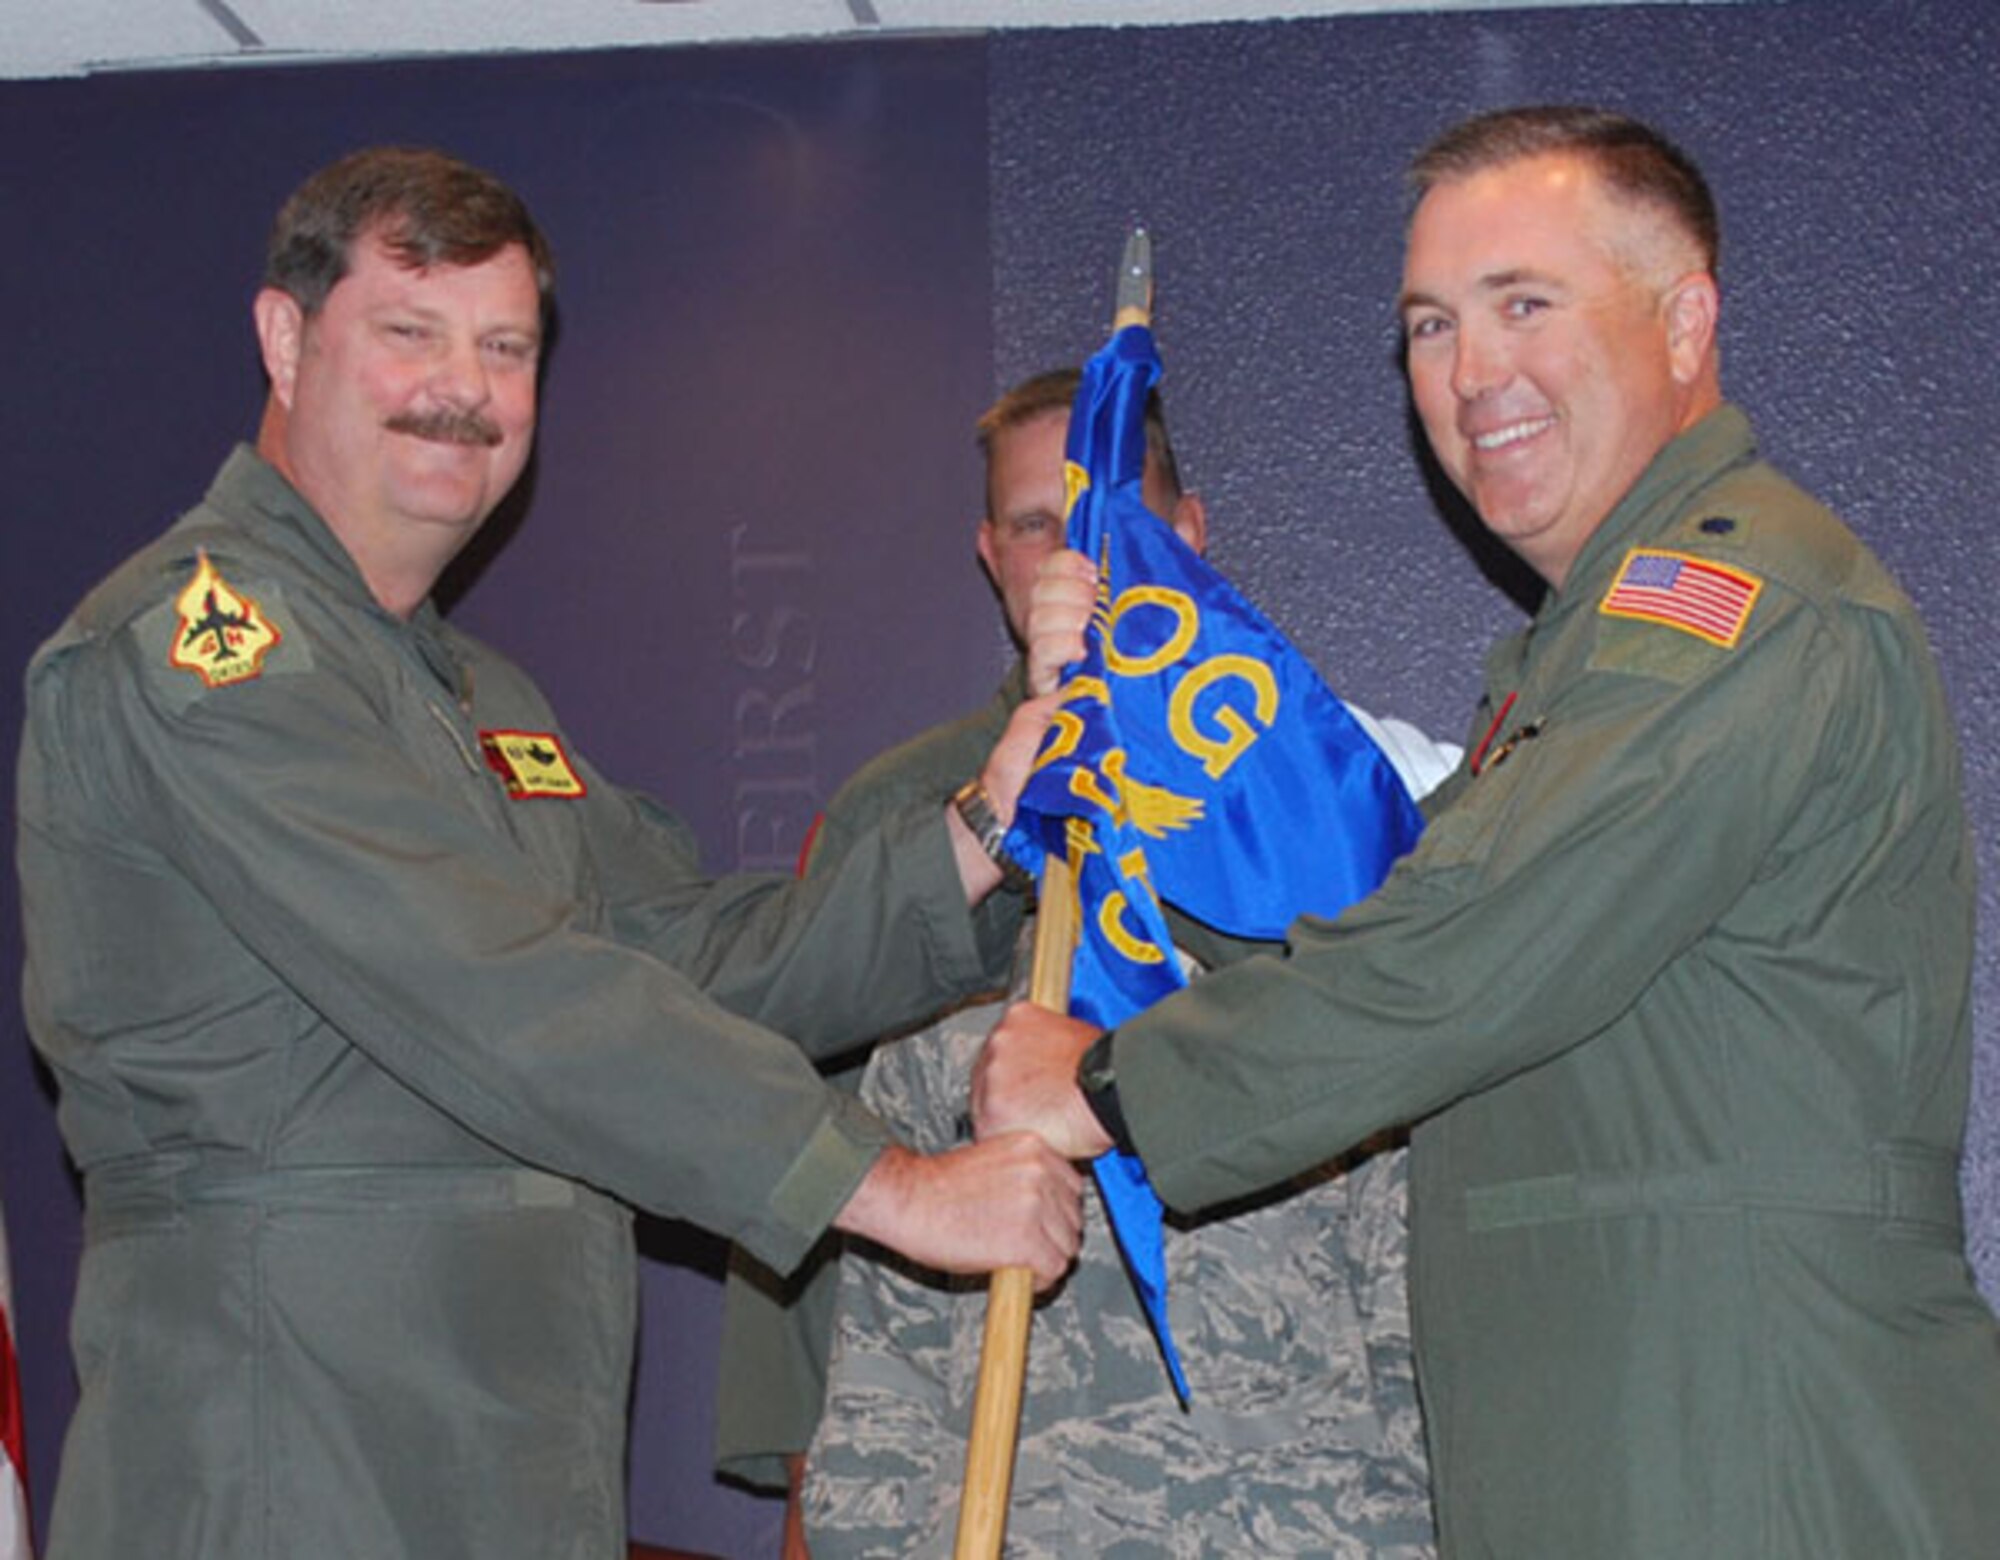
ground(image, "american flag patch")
xmin=1599 ymin=547 xmax=1761 ymax=648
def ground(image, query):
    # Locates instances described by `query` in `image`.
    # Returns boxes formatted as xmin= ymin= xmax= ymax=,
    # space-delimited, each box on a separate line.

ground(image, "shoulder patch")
xmin=480 ymin=729 xmax=587 ymax=799
xmin=168 ymin=550 xmax=285 ymax=687
xmin=1599 ymin=547 xmax=1761 ymax=648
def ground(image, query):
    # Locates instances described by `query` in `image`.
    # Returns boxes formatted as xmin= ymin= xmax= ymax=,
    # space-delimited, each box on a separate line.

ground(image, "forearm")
xmin=638 ymin=800 xmax=1009 ymax=1052
xmin=833 ymin=1137 xmax=1084 ymax=1289
xmin=946 ymin=798 xmax=1006 ymax=904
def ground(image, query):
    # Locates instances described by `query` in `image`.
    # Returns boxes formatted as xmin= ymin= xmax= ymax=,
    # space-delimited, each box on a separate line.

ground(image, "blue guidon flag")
xmin=1004 ymin=269 xmax=1425 ymax=1401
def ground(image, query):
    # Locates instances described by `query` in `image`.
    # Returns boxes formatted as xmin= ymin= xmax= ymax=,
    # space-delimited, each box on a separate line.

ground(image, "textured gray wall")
xmin=986 ymin=0 xmax=2000 ymax=1296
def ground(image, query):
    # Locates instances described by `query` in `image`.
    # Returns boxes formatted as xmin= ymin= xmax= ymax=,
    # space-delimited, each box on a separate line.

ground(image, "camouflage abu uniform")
xmin=801 ymin=687 xmax=1455 ymax=1558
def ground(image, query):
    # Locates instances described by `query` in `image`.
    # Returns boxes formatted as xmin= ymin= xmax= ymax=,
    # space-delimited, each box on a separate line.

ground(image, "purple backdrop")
xmin=3 ymin=4 xmax=1996 ymax=1557
xmin=0 ymin=39 xmax=994 ymax=1558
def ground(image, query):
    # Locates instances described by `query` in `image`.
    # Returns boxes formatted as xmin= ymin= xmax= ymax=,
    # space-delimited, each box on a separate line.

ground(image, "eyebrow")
xmin=1397 ymin=266 xmax=1566 ymax=319
xmin=1396 ymin=286 xmax=1444 ymax=319
xmin=1480 ymin=266 xmax=1563 ymax=292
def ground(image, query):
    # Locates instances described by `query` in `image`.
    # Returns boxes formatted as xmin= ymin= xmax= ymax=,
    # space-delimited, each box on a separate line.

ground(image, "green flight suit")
xmin=1104 ymin=407 xmax=2000 ymax=1558
xmin=714 ymin=671 xmax=1024 ymax=1491
xmin=16 ymin=448 xmax=1014 ymax=1560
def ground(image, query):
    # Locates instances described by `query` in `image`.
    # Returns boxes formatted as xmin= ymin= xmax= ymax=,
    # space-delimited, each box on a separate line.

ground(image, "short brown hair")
xmin=976 ymin=367 xmax=1184 ymax=498
xmin=1410 ymin=105 xmax=1719 ymax=278
xmin=264 ymin=146 xmax=556 ymax=320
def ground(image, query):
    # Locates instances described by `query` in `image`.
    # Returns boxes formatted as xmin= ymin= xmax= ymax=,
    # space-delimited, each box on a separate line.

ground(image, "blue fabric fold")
xmin=1006 ymin=321 xmax=1425 ymax=1402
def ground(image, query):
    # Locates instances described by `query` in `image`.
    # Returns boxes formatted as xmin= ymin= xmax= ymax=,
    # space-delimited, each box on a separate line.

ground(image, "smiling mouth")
xmin=1472 ymin=415 xmax=1556 ymax=453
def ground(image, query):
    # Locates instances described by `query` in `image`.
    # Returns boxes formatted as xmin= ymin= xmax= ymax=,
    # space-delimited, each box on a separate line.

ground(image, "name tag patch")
xmin=480 ymin=730 xmax=586 ymax=799
xmin=1599 ymin=547 xmax=1761 ymax=648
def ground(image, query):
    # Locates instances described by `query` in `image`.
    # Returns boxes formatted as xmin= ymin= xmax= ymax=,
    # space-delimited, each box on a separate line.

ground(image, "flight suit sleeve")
xmin=1111 ymin=583 xmax=1861 ymax=1212
xmin=44 ymin=602 xmax=977 ymax=1273
xmin=584 ymin=774 xmax=1013 ymax=1055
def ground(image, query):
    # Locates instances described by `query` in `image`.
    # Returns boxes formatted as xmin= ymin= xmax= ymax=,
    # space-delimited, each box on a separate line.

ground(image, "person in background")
xmin=720 ymin=368 xmax=1454 ymax=1556
xmin=17 ymin=144 xmax=1083 ymax=1560
xmin=978 ymin=105 xmax=2000 ymax=1559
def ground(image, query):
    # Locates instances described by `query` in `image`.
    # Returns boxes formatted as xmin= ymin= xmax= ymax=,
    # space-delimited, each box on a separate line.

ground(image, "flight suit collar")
xmin=202 ymin=444 xmax=470 ymax=704
xmin=203 ymin=444 xmax=382 ymax=608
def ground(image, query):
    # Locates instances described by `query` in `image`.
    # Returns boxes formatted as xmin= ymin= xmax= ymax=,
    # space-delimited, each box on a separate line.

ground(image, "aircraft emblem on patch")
xmin=169 ymin=550 xmax=283 ymax=687
xmin=480 ymin=729 xmax=587 ymax=799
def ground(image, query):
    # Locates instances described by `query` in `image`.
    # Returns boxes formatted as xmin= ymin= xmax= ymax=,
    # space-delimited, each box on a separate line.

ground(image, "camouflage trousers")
xmin=803 ymin=952 xmax=1435 ymax=1558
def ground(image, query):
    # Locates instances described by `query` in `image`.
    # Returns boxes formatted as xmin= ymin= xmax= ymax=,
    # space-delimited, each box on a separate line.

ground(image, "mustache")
xmin=384 ymin=408 xmax=503 ymax=447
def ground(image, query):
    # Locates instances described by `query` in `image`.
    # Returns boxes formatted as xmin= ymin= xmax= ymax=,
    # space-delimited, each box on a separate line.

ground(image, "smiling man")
xmin=979 ymin=106 xmax=2000 ymax=1559
xmin=1397 ymin=124 xmax=1720 ymax=589
xmin=16 ymin=146 xmax=1086 ymax=1560
xmin=257 ymin=215 xmax=545 ymax=614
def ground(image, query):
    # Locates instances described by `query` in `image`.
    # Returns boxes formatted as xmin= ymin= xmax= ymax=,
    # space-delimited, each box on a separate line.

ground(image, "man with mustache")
xmin=979 ymin=105 xmax=2000 ymax=1558
xmin=16 ymin=145 xmax=1084 ymax=1560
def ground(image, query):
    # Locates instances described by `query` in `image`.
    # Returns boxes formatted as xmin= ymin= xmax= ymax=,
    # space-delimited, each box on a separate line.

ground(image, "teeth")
xmin=1473 ymin=416 xmax=1554 ymax=452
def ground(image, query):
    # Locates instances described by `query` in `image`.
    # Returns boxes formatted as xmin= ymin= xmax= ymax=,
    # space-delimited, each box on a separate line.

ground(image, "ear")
xmin=1662 ymin=271 xmax=1719 ymax=387
xmin=253 ymin=288 xmax=306 ymax=409
xmin=1168 ymin=491 xmax=1209 ymax=557
xmin=974 ymin=517 xmax=1002 ymax=587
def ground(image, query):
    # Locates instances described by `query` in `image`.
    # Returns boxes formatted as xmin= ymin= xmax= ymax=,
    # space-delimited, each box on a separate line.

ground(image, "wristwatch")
xmin=951 ymin=778 xmax=1033 ymax=894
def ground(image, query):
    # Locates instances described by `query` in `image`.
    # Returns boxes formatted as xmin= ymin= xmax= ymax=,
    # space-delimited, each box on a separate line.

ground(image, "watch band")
xmin=951 ymin=778 xmax=1033 ymax=893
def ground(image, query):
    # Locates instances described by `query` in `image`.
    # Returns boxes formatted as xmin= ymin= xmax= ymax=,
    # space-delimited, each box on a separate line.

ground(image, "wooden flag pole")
xmin=952 ymin=850 xmax=1079 ymax=1560
xmin=953 ymin=230 xmax=1154 ymax=1560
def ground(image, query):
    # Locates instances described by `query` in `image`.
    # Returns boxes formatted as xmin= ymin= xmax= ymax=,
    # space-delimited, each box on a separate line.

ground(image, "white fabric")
xmin=1346 ymin=706 xmax=1462 ymax=801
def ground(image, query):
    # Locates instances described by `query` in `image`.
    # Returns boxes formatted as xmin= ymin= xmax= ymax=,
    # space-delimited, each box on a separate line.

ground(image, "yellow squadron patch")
xmin=480 ymin=730 xmax=587 ymax=799
xmin=169 ymin=550 xmax=284 ymax=687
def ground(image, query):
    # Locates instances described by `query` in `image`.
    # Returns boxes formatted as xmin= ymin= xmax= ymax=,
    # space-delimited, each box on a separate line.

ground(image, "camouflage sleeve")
xmin=803 ymin=992 xmax=1009 ymax=1556
xmin=1341 ymin=1143 xmax=1433 ymax=1495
